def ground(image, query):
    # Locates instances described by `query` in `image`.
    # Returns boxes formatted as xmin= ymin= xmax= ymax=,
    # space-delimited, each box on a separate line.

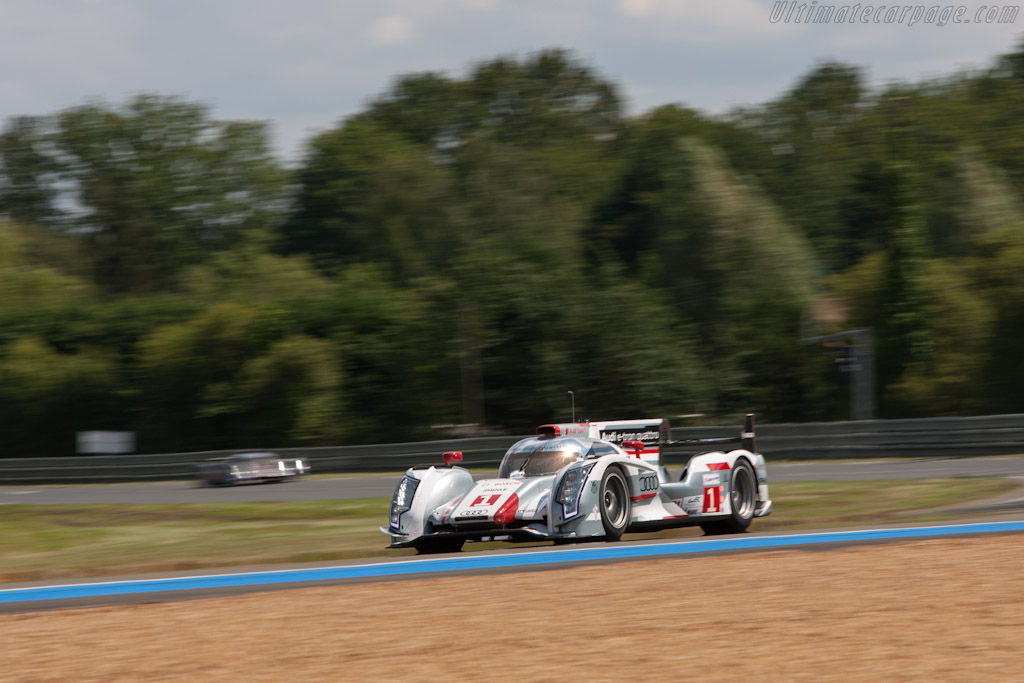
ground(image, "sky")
xmin=2 ymin=0 xmax=1021 ymax=163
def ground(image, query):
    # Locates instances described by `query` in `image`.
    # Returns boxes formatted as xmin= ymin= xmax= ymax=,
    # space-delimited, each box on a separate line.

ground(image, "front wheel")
xmin=599 ymin=468 xmax=631 ymax=541
xmin=700 ymin=459 xmax=756 ymax=535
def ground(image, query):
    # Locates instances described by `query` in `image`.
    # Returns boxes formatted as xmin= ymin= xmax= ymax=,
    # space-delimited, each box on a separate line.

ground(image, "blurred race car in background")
xmin=195 ymin=452 xmax=309 ymax=486
xmin=382 ymin=414 xmax=771 ymax=553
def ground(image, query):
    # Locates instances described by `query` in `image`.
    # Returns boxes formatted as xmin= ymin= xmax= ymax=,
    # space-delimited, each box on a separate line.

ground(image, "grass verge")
xmin=1 ymin=477 xmax=1018 ymax=583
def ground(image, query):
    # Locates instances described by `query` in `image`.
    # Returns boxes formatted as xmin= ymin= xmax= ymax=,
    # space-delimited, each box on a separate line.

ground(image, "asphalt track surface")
xmin=3 ymin=519 xmax=1024 ymax=613
xmin=3 ymin=456 xmax=1024 ymax=612
xmin=2 ymin=455 xmax=1024 ymax=505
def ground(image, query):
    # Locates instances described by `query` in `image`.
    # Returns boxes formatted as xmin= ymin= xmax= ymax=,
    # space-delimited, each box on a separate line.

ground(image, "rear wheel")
xmin=700 ymin=459 xmax=756 ymax=535
xmin=415 ymin=538 xmax=466 ymax=554
xmin=599 ymin=468 xmax=630 ymax=541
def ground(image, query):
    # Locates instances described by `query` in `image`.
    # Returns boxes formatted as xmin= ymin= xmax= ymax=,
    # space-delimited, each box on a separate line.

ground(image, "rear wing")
xmin=666 ymin=414 xmax=756 ymax=453
xmin=534 ymin=414 xmax=756 ymax=465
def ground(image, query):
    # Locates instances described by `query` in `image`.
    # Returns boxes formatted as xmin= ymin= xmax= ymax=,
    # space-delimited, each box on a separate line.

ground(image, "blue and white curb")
xmin=4 ymin=520 xmax=1024 ymax=605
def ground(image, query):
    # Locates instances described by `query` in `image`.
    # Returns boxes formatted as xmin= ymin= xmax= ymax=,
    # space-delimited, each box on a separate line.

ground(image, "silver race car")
xmin=195 ymin=452 xmax=309 ymax=486
xmin=381 ymin=415 xmax=771 ymax=553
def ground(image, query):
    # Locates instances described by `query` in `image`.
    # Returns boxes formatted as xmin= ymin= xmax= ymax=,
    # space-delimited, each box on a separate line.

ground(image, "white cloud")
xmin=369 ymin=15 xmax=414 ymax=46
xmin=617 ymin=0 xmax=652 ymax=17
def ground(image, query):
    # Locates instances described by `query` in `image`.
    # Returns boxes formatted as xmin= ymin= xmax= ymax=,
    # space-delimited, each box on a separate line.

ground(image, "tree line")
xmin=2 ymin=44 xmax=1024 ymax=456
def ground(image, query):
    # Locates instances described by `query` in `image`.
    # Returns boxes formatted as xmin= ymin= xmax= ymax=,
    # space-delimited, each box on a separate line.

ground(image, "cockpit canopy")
xmin=497 ymin=437 xmax=619 ymax=478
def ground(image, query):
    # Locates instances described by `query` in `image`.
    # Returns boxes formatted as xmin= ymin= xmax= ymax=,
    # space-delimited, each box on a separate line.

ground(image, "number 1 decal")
xmin=471 ymin=494 xmax=502 ymax=507
xmin=703 ymin=486 xmax=721 ymax=514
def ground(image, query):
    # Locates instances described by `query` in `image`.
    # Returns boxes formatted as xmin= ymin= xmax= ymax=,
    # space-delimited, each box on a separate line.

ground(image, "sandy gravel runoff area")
xmin=3 ymin=534 xmax=1024 ymax=682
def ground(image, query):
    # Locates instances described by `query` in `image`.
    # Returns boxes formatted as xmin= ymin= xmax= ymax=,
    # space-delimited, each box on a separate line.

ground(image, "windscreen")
xmin=499 ymin=448 xmax=581 ymax=478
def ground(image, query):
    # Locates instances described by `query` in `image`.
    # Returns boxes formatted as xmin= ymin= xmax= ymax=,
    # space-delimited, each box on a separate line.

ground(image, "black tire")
xmin=415 ymin=538 xmax=466 ymax=555
xmin=700 ymin=459 xmax=757 ymax=535
xmin=599 ymin=467 xmax=631 ymax=541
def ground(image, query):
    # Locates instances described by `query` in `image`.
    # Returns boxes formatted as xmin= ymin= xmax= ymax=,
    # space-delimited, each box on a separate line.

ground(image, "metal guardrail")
xmin=2 ymin=414 xmax=1024 ymax=484
xmin=0 ymin=438 xmax=521 ymax=485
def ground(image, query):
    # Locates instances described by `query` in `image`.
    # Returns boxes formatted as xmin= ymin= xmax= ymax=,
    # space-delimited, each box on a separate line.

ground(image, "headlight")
xmin=389 ymin=475 xmax=420 ymax=528
xmin=556 ymin=463 xmax=594 ymax=520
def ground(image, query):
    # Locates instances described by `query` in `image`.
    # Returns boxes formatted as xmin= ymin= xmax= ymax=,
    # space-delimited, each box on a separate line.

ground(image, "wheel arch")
xmin=394 ymin=466 xmax=476 ymax=540
xmin=731 ymin=454 xmax=761 ymax=504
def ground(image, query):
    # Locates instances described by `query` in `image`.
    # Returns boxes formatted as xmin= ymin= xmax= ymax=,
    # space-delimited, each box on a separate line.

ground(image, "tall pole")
xmin=799 ymin=327 xmax=876 ymax=421
xmin=568 ymin=390 xmax=575 ymax=423
xmin=851 ymin=328 xmax=875 ymax=421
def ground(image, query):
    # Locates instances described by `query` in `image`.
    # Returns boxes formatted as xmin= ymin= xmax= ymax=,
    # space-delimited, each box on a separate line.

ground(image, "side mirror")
xmin=442 ymin=451 xmax=463 ymax=466
xmin=621 ymin=440 xmax=645 ymax=458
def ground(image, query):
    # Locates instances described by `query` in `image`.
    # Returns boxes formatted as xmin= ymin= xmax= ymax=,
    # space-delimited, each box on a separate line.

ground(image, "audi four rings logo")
xmin=456 ymin=509 xmax=489 ymax=518
xmin=639 ymin=474 xmax=658 ymax=492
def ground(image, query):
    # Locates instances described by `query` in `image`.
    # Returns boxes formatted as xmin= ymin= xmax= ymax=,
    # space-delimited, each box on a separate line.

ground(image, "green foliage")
xmin=0 ymin=337 xmax=119 ymax=456
xmin=282 ymin=117 xmax=455 ymax=279
xmin=615 ymin=137 xmax=821 ymax=418
xmin=208 ymin=334 xmax=345 ymax=446
xmin=952 ymin=151 xmax=1024 ymax=245
xmin=368 ymin=49 xmax=623 ymax=153
xmin=0 ymin=95 xmax=287 ymax=293
xmin=6 ymin=46 xmax=1024 ymax=455
xmin=328 ymin=265 xmax=453 ymax=441
xmin=184 ymin=240 xmax=335 ymax=305
xmin=713 ymin=63 xmax=874 ymax=271
xmin=0 ymin=117 xmax=62 ymax=226
xmin=969 ymin=226 xmax=1024 ymax=412
xmin=874 ymin=166 xmax=933 ymax=413
xmin=134 ymin=301 xmax=346 ymax=450
xmin=0 ymin=222 xmax=93 ymax=310
xmin=589 ymin=104 xmax=715 ymax=265
xmin=828 ymin=251 xmax=888 ymax=328
xmin=137 ymin=303 xmax=263 ymax=446
xmin=888 ymin=259 xmax=994 ymax=416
